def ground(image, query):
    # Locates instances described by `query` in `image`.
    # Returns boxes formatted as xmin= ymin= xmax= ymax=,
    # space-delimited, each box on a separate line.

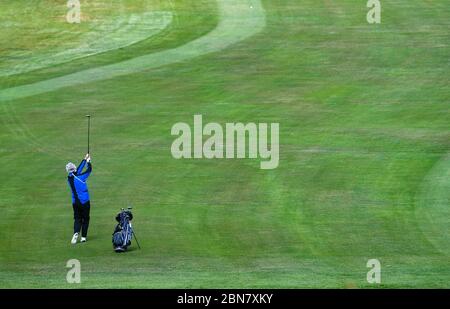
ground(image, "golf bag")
xmin=112 ymin=208 xmax=136 ymax=252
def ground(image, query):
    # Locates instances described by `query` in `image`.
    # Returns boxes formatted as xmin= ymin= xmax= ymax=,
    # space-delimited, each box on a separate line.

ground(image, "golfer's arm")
xmin=77 ymin=159 xmax=86 ymax=174
xmin=78 ymin=162 xmax=92 ymax=181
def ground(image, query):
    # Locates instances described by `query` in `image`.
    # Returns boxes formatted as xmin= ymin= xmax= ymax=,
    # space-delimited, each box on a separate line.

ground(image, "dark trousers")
xmin=73 ymin=201 xmax=90 ymax=237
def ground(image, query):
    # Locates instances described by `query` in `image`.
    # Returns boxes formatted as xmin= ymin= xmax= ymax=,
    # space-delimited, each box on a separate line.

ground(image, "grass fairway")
xmin=0 ymin=0 xmax=449 ymax=288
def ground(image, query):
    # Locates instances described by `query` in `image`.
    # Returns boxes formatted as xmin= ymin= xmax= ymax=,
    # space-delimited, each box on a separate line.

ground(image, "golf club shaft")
xmin=86 ymin=115 xmax=91 ymax=154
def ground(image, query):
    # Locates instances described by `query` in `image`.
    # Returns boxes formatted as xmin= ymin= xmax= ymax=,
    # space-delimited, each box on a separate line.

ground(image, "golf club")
xmin=86 ymin=115 xmax=91 ymax=154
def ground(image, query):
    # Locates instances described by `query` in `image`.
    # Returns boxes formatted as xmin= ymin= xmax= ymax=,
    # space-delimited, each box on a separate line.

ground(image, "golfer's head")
xmin=66 ymin=162 xmax=76 ymax=174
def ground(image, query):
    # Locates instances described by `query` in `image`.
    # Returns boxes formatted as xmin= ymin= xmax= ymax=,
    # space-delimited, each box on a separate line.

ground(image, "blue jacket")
xmin=68 ymin=159 xmax=92 ymax=205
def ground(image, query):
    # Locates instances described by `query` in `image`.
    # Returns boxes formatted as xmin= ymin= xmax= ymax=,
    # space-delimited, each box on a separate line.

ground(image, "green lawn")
xmin=0 ymin=0 xmax=448 ymax=288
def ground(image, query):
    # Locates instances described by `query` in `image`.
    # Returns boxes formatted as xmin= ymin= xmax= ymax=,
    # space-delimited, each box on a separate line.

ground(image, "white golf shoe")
xmin=80 ymin=237 xmax=87 ymax=243
xmin=71 ymin=233 xmax=79 ymax=244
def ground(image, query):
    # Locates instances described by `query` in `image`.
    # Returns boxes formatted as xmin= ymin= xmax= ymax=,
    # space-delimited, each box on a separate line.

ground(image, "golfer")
xmin=66 ymin=154 xmax=92 ymax=244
